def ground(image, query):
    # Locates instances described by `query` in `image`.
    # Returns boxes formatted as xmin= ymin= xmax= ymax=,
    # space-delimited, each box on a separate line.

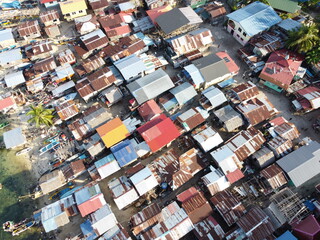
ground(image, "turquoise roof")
xmin=227 ymin=1 xmax=281 ymax=36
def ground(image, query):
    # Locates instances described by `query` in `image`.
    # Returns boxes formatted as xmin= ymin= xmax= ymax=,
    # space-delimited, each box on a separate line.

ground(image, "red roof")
xmin=146 ymin=5 xmax=173 ymax=24
xmin=137 ymin=114 xmax=181 ymax=152
xmin=138 ymin=100 xmax=163 ymax=122
xmin=226 ymin=169 xmax=244 ymax=184
xmin=40 ymin=0 xmax=56 ymax=4
xmin=106 ymin=25 xmax=131 ymax=38
xmin=177 ymin=187 xmax=198 ymax=202
xmin=297 ymin=86 xmax=320 ymax=96
xmin=216 ymin=51 xmax=239 ymax=74
xmin=293 ymin=215 xmax=320 ymax=240
xmin=77 ymin=193 xmax=105 ymax=217
xmin=259 ymin=49 xmax=304 ymax=90
xmin=269 ymin=116 xmax=287 ymax=126
xmin=0 ymin=96 xmax=15 ymax=111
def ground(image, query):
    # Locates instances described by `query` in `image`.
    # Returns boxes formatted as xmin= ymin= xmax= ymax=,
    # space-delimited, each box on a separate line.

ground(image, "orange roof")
xmin=146 ymin=5 xmax=172 ymax=24
xmin=216 ymin=51 xmax=239 ymax=74
xmin=96 ymin=117 xmax=130 ymax=147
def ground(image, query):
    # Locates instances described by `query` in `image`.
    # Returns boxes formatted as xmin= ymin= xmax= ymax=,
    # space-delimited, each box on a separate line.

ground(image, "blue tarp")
xmin=80 ymin=220 xmax=97 ymax=240
xmin=304 ymin=200 xmax=316 ymax=211
xmin=276 ymin=231 xmax=297 ymax=240
xmin=217 ymin=78 xmax=235 ymax=88
xmin=95 ymin=154 xmax=116 ymax=169
xmin=1 ymin=1 xmax=20 ymax=9
xmin=111 ymin=139 xmax=138 ymax=167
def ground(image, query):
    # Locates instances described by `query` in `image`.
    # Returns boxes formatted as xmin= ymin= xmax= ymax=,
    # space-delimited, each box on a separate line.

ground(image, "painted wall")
xmin=227 ymin=19 xmax=251 ymax=46
xmin=63 ymin=9 xmax=87 ymax=21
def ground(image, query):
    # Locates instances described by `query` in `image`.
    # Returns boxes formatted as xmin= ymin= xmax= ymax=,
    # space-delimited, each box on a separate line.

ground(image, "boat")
xmin=48 ymin=182 xmax=75 ymax=200
xmin=0 ymin=121 xmax=10 ymax=129
xmin=3 ymin=221 xmax=14 ymax=232
xmin=16 ymin=147 xmax=32 ymax=156
xmin=39 ymin=140 xmax=60 ymax=156
xmin=12 ymin=221 xmax=35 ymax=236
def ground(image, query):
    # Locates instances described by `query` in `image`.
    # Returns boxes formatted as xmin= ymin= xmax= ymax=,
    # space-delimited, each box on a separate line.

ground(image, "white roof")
xmin=193 ymin=126 xmax=223 ymax=152
xmin=5 ymin=71 xmax=25 ymax=88
xmin=3 ymin=127 xmax=26 ymax=149
xmin=0 ymin=48 xmax=22 ymax=66
xmin=202 ymin=86 xmax=227 ymax=108
xmin=52 ymin=81 xmax=75 ymax=96
xmin=0 ymin=28 xmax=14 ymax=42
xmin=114 ymin=188 xmax=139 ymax=210
xmin=184 ymin=64 xmax=205 ymax=86
xmin=119 ymin=1 xmax=135 ymax=11
xmin=91 ymin=204 xmax=118 ymax=236
xmin=55 ymin=63 xmax=75 ymax=80
xmin=97 ymin=160 xmax=120 ymax=179
xmin=114 ymin=55 xmax=146 ymax=81
xmin=80 ymin=29 xmax=106 ymax=41
xmin=130 ymin=167 xmax=158 ymax=196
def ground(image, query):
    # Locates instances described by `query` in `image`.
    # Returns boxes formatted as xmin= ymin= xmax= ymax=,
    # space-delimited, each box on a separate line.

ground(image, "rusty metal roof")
xmin=267 ymin=136 xmax=293 ymax=156
xmin=75 ymin=79 xmax=95 ymax=99
xmin=87 ymin=66 xmax=116 ymax=91
xmin=231 ymin=81 xmax=259 ymax=101
xmin=57 ymin=49 xmax=76 ymax=65
xmin=148 ymin=148 xmax=206 ymax=190
xmin=40 ymin=9 xmax=60 ymax=23
xmin=193 ymin=216 xmax=225 ymax=240
xmin=210 ymin=189 xmax=246 ymax=226
xmin=80 ymin=29 xmax=109 ymax=51
xmin=17 ymin=20 xmax=40 ymax=37
xmin=236 ymin=98 xmax=272 ymax=126
xmin=226 ymin=127 xmax=265 ymax=161
xmin=237 ymin=206 xmax=275 ymax=240
xmin=56 ymin=100 xmax=79 ymax=121
xmin=260 ymin=164 xmax=287 ymax=189
xmin=274 ymin=122 xmax=299 ymax=141
xmin=31 ymin=41 xmax=53 ymax=56
xmin=130 ymin=203 xmax=162 ymax=236
xmin=82 ymin=55 xmax=105 ymax=73
xmin=34 ymin=56 xmax=57 ymax=75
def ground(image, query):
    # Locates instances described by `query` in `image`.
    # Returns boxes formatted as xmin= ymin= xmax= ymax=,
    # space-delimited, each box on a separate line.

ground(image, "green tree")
xmin=285 ymin=24 xmax=320 ymax=53
xmin=26 ymin=104 xmax=54 ymax=127
xmin=306 ymin=44 xmax=320 ymax=64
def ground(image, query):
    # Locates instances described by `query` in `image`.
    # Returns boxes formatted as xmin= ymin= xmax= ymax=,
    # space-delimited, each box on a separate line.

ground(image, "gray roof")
xmin=277 ymin=141 xmax=320 ymax=187
xmin=127 ymin=69 xmax=174 ymax=105
xmin=155 ymin=7 xmax=202 ymax=34
xmin=170 ymin=82 xmax=197 ymax=106
xmin=192 ymin=54 xmax=230 ymax=83
xmin=226 ymin=1 xmax=281 ymax=37
xmin=202 ymin=86 xmax=227 ymax=108
xmin=114 ymin=55 xmax=147 ymax=81
xmin=0 ymin=48 xmax=22 ymax=66
xmin=3 ymin=127 xmax=26 ymax=149
xmin=277 ymin=19 xmax=302 ymax=32
xmin=5 ymin=70 xmax=25 ymax=88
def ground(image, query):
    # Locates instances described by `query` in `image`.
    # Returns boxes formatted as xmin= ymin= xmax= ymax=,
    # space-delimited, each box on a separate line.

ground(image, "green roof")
xmin=267 ymin=0 xmax=301 ymax=13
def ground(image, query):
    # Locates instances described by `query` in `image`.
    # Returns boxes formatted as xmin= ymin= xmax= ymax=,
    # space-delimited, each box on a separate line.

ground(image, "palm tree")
xmin=27 ymin=104 xmax=54 ymax=127
xmin=306 ymin=44 xmax=320 ymax=64
xmin=285 ymin=24 xmax=320 ymax=53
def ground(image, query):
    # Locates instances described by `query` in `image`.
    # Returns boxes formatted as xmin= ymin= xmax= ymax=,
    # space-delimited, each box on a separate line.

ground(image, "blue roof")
xmin=227 ymin=1 xmax=281 ymax=36
xmin=276 ymin=231 xmax=297 ymax=240
xmin=80 ymin=220 xmax=97 ymax=240
xmin=111 ymin=139 xmax=138 ymax=167
xmin=94 ymin=154 xmax=116 ymax=169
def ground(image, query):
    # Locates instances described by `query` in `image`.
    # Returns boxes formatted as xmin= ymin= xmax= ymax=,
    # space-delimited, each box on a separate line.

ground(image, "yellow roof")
xmin=97 ymin=118 xmax=130 ymax=148
xmin=59 ymin=0 xmax=87 ymax=14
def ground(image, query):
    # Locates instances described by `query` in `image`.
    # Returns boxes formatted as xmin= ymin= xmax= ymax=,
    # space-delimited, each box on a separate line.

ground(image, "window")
xmin=236 ymin=34 xmax=240 ymax=38
xmin=79 ymin=10 xmax=83 ymax=13
xmin=238 ymin=27 xmax=242 ymax=32
xmin=243 ymin=32 xmax=247 ymax=37
xmin=240 ymin=38 xmax=243 ymax=41
xmin=66 ymin=13 xmax=70 ymax=16
xmin=72 ymin=12 xmax=76 ymax=15
xmin=223 ymin=57 xmax=230 ymax=63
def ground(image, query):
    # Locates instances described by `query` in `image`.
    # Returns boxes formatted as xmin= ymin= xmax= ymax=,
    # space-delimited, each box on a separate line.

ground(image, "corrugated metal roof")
xmin=95 ymin=154 xmax=120 ymax=179
xmin=193 ymin=215 xmax=225 ymax=240
xmin=277 ymin=19 xmax=302 ymax=32
xmin=138 ymin=99 xmax=163 ymax=122
xmin=39 ymin=169 xmax=66 ymax=195
xmin=192 ymin=125 xmax=223 ymax=152
xmin=202 ymin=86 xmax=227 ymax=109
xmin=127 ymin=68 xmax=174 ymax=105
xmin=277 ymin=141 xmax=320 ymax=187
xmin=227 ymin=1 xmax=281 ymax=36
xmin=3 ymin=127 xmax=26 ymax=149
xmin=114 ymin=54 xmax=146 ymax=81
xmin=130 ymin=167 xmax=159 ymax=196
xmin=192 ymin=54 xmax=230 ymax=83
xmin=137 ymin=114 xmax=181 ymax=153
xmin=155 ymin=7 xmax=202 ymax=35
xmin=292 ymin=215 xmax=320 ymax=238
xmin=80 ymin=219 xmax=97 ymax=240
xmin=75 ymin=184 xmax=101 ymax=205
xmin=90 ymin=204 xmax=118 ymax=236
xmin=184 ymin=64 xmax=205 ymax=86
xmin=170 ymin=82 xmax=197 ymax=106
xmin=210 ymin=189 xmax=246 ymax=226
xmin=111 ymin=139 xmax=138 ymax=167
xmin=260 ymin=164 xmax=287 ymax=189
xmin=201 ymin=166 xmax=230 ymax=196
xmin=213 ymin=105 xmax=244 ymax=132
xmin=5 ymin=71 xmax=25 ymax=88
xmin=99 ymin=224 xmax=132 ymax=240
xmin=237 ymin=206 xmax=275 ymax=240
xmin=268 ymin=0 xmax=301 ymax=14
